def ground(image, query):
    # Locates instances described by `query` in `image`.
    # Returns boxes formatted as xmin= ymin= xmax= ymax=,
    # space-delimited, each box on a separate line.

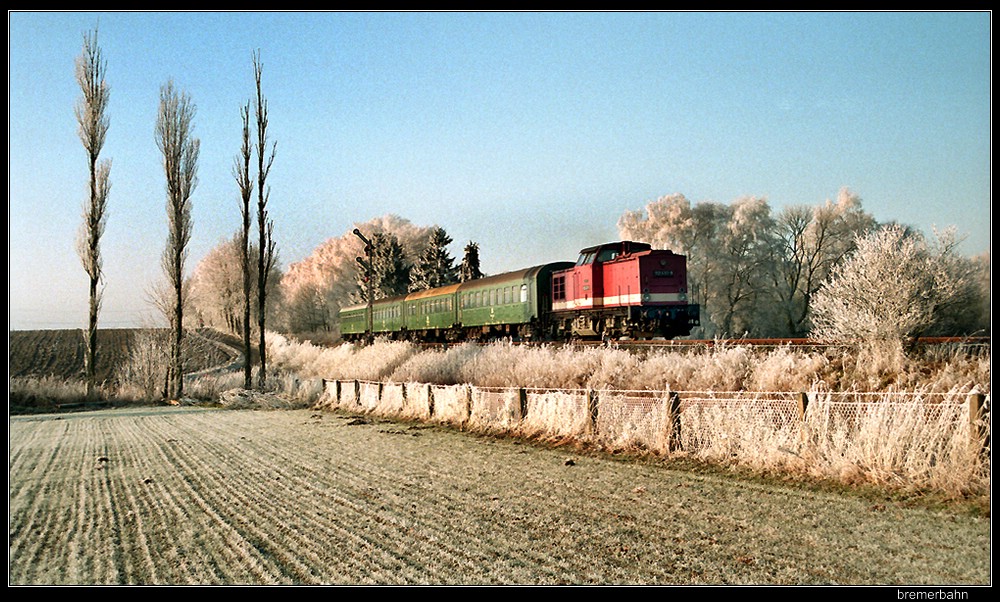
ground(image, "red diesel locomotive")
xmin=550 ymin=241 xmax=700 ymax=340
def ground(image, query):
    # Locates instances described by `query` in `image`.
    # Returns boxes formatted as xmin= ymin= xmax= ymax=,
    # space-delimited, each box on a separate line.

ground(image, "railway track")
xmin=410 ymin=336 xmax=990 ymax=352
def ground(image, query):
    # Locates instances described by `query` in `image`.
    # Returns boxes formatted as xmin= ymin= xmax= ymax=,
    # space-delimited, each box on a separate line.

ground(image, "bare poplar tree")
xmin=253 ymin=50 xmax=277 ymax=388
xmin=74 ymin=27 xmax=111 ymax=401
xmin=234 ymin=101 xmax=254 ymax=389
xmin=155 ymin=80 xmax=199 ymax=400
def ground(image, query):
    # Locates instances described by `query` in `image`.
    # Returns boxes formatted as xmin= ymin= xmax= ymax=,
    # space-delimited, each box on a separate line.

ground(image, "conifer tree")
xmin=460 ymin=241 xmax=484 ymax=282
xmin=356 ymin=232 xmax=411 ymax=301
xmin=409 ymin=226 xmax=458 ymax=291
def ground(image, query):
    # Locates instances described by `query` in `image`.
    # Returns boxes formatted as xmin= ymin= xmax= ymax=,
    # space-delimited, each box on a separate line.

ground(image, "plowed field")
xmin=8 ymin=328 xmax=241 ymax=384
xmin=8 ymin=406 xmax=991 ymax=586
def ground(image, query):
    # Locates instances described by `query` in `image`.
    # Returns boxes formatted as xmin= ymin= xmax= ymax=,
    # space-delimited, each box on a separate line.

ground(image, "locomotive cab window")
xmin=596 ymin=249 xmax=618 ymax=262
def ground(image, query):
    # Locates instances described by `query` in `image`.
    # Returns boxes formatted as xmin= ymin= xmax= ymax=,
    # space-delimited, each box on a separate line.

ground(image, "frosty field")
xmin=8 ymin=405 xmax=990 ymax=585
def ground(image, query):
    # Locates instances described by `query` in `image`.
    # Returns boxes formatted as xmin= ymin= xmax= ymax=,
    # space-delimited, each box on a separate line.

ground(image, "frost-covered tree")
xmin=460 ymin=241 xmax=484 ymax=282
xmin=618 ymin=189 xmax=879 ymax=338
xmin=810 ymin=225 xmax=984 ymax=347
xmin=409 ymin=227 xmax=458 ymax=291
xmin=278 ymin=215 xmax=434 ymax=333
xmin=712 ymin=197 xmax=777 ymax=336
xmin=156 ymin=80 xmax=199 ymax=400
xmin=74 ymin=27 xmax=111 ymax=401
xmin=253 ymin=50 xmax=277 ymax=388
xmin=618 ymin=194 xmax=776 ymax=337
xmin=233 ymin=100 xmax=253 ymax=387
xmin=188 ymin=234 xmax=281 ymax=336
xmin=768 ymin=189 xmax=877 ymax=337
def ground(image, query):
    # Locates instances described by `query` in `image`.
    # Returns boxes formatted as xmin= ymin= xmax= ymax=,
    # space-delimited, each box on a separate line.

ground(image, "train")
xmin=339 ymin=240 xmax=700 ymax=342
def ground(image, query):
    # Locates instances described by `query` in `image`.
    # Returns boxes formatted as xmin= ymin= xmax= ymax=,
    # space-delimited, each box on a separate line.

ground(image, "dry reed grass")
xmin=265 ymin=333 xmax=989 ymax=394
xmin=288 ymin=334 xmax=989 ymax=497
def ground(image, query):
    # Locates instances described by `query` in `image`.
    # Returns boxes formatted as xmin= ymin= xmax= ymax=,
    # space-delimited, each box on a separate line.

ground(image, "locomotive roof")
xmin=578 ymin=241 xmax=653 ymax=255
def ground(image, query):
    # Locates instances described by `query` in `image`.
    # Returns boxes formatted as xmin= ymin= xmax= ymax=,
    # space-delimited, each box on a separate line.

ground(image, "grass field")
xmin=8 ymin=405 xmax=991 ymax=586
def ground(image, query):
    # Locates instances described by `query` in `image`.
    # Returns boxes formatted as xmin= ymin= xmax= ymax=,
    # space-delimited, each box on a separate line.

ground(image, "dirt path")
xmin=8 ymin=406 xmax=991 ymax=585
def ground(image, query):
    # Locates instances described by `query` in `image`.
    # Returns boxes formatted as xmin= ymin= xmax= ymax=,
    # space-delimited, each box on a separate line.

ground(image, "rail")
xmin=405 ymin=336 xmax=990 ymax=351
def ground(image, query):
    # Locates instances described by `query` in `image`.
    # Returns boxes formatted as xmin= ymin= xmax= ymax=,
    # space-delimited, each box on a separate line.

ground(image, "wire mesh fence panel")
xmin=358 ymin=381 xmax=380 ymax=413
xmin=677 ymin=392 xmax=803 ymax=463
xmin=594 ymin=391 xmax=668 ymax=452
xmin=402 ymin=383 xmax=432 ymax=421
xmin=317 ymin=380 xmax=340 ymax=410
xmin=803 ymin=393 xmax=979 ymax=488
xmin=374 ymin=382 xmax=406 ymax=417
xmin=338 ymin=380 xmax=358 ymax=409
xmin=470 ymin=387 xmax=521 ymax=432
xmin=521 ymin=389 xmax=590 ymax=439
xmin=431 ymin=384 xmax=471 ymax=427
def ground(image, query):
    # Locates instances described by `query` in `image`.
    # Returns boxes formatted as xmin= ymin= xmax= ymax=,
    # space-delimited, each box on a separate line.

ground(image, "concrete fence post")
xmin=797 ymin=392 xmax=809 ymax=421
xmin=665 ymin=391 xmax=682 ymax=452
xmin=797 ymin=391 xmax=810 ymax=447
xmin=427 ymin=384 xmax=435 ymax=418
xmin=465 ymin=385 xmax=474 ymax=426
xmin=587 ymin=389 xmax=599 ymax=435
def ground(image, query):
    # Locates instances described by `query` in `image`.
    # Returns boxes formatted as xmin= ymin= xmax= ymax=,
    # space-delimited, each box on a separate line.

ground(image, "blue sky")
xmin=8 ymin=11 xmax=992 ymax=329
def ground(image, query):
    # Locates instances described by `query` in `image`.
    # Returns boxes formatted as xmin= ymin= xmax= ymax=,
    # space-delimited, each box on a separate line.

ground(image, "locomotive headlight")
xmin=642 ymin=293 xmax=651 ymax=302
xmin=679 ymin=293 xmax=687 ymax=302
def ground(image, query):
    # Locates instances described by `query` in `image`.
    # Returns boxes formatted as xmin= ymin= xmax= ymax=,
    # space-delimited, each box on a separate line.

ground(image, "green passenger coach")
xmin=405 ymin=283 xmax=461 ymax=339
xmin=339 ymin=262 xmax=574 ymax=342
xmin=339 ymin=294 xmax=406 ymax=338
xmin=339 ymin=302 xmax=368 ymax=338
xmin=456 ymin=262 xmax=573 ymax=339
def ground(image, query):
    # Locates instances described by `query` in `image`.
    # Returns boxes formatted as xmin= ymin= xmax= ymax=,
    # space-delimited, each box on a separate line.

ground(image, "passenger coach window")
xmin=520 ymin=284 xmax=528 ymax=303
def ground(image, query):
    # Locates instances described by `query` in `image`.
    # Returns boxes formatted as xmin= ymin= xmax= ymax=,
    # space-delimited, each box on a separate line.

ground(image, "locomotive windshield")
xmin=596 ymin=248 xmax=619 ymax=262
xmin=575 ymin=251 xmax=597 ymax=266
